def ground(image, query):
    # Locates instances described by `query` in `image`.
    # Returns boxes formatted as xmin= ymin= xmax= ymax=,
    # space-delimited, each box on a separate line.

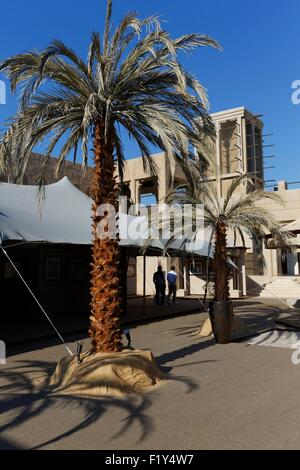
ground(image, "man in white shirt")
xmin=167 ymin=265 xmax=177 ymax=304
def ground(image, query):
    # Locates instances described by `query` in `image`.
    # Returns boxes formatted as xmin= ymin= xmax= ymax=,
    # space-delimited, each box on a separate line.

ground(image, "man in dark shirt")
xmin=153 ymin=265 xmax=166 ymax=306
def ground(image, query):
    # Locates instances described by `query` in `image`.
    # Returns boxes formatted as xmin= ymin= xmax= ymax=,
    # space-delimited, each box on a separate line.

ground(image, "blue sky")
xmin=0 ymin=0 xmax=300 ymax=187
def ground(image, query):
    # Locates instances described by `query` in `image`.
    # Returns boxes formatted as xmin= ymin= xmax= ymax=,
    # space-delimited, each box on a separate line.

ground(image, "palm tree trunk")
xmin=214 ymin=222 xmax=230 ymax=301
xmin=89 ymin=120 xmax=122 ymax=353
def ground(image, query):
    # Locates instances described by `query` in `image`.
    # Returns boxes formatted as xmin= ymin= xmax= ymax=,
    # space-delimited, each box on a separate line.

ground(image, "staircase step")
xmin=259 ymin=277 xmax=300 ymax=299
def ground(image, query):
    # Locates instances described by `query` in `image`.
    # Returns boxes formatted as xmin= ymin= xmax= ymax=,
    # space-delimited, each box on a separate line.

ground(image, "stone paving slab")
xmin=1 ymin=299 xmax=300 ymax=450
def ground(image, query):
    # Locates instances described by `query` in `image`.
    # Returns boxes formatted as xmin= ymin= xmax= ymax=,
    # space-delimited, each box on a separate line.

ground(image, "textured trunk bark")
xmin=89 ymin=121 xmax=122 ymax=353
xmin=214 ymin=222 xmax=230 ymax=301
xmin=208 ymin=300 xmax=233 ymax=344
xmin=209 ymin=222 xmax=232 ymax=343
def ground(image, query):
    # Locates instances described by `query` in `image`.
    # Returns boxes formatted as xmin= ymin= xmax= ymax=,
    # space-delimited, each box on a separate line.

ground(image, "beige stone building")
xmin=248 ymin=181 xmax=300 ymax=300
xmin=3 ymin=107 xmax=297 ymax=301
xmin=116 ymin=106 xmax=300 ymax=300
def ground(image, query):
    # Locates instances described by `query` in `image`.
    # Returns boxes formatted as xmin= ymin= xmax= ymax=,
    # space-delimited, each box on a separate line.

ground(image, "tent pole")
xmin=142 ymin=254 xmax=146 ymax=319
xmin=203 ymin=258 xmax=212 ymax=308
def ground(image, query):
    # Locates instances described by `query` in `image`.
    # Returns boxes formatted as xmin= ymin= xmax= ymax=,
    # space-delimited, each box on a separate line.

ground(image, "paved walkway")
xmin=1 ymin=298 xmax=300 ymax=450
xmin=2 ymin=296 xmax=205 ymax=346
xmin=3 ymin=294 xmax=292 ymax=346
xmin=126 ymin=295 xmax=206 ymax=322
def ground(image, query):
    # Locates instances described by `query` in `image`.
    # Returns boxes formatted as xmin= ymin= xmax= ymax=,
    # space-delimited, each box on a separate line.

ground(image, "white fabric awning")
xmin=0 ymin=178 xmax=212 ymax=257
xmin=0 ymin=177 xmax=92 ymax=244
xmin=118 ymin=213 xmax=214 ymax=258
xmin=0 ymin=178 xmax=247 ymax=261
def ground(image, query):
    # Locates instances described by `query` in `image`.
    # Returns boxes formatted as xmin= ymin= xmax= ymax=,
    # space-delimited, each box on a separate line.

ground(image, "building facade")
xmin=2 ymin=106 xmax=299 ymax=300
xmin=116 ymin=107 xmax=300 ymax=299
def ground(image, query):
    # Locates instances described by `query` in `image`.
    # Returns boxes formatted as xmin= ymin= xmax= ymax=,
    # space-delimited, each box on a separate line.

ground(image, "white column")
xmin=242 ymin=264 xmax=247 ymax=296
xmin=183 ymin=260 xmax=188 ymax=292
xmin=129 ymin=179 xmax=136 ymax=205
xmin=129 ymin=180 xmax=140 ymax=215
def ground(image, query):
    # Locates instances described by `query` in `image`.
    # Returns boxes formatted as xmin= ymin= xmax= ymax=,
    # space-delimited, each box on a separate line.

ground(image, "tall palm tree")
xmin=0 ymin=0 xmax=221 ymax=352
xmin=167 ymin=158 xmax=288 ymax=309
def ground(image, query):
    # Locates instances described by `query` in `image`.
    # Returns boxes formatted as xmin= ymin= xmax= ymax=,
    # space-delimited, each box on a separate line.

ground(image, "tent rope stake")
xmin=1 ymin=246 xmax=73 ymax=357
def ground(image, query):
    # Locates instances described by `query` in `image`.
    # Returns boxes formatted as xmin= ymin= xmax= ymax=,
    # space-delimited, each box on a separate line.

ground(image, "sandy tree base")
xmin=198 ymin=315 xmax=250 ymax=340
xmin=47 ymin=349 xmax=167 ymax=397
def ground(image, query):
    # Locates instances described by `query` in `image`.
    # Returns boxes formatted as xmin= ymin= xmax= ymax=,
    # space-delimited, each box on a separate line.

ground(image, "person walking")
xmin=167 ymin=265 xmax=177 ymax=304
xmin=153 ymin=266 xmax=166 ymax=306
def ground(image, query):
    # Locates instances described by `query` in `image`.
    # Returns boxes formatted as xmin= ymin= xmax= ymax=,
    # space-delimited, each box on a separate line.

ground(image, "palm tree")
xmin=167 ymin=159 xmax=288 ymax=341
xmin=0 ymin=0 xmax=221 ymax=352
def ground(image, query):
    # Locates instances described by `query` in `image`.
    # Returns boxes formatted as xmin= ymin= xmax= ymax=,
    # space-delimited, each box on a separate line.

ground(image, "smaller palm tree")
xmin=168 ymin=159 xmax=288 ymax=341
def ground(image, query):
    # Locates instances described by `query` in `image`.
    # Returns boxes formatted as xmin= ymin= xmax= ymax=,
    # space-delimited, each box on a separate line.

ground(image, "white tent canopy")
xmin=118 ymin=213 xmax=214 ymax=257
xmin=0 ymin=177 xmax=213 ymax=257
xmin=0 ymin=177 xmax=92 ymax=245
xmin=0 ymin=177 xmax=245 ymax=262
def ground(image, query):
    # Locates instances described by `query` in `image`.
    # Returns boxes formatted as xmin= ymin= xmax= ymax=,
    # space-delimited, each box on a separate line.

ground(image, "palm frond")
xmin=103 ymin=0 xmax=113 ymax=56
xmin=0 ymin=0 xmax=220 ymax=190
xmin=168 ymin=158 xmax=290 ymax=252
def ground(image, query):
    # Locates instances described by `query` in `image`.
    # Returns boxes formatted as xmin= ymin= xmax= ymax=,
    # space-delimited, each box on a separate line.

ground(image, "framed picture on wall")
xmin=45 ymin=257 xmax=61 ymax=281
xmin=127 ymin=264 xmax=136 ymax=277
xmin=189 ymin=261 xmax=205 ymax=275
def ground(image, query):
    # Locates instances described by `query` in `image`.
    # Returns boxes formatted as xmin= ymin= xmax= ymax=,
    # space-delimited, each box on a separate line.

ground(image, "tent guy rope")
xmin=1 ymin=246 xmax=74 ymax=357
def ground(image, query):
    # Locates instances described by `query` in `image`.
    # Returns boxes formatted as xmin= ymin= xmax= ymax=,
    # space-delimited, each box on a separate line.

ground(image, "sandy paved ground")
xmin=1 ymin=299 xmax=300 ymax=450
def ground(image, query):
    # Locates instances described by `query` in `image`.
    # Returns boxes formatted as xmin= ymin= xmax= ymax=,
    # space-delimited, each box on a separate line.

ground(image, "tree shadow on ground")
xmin=155 ymin=338 xmax=216 ymax=396
xmin=157 ymin=337 xmax=216 ymax=366
xmin=232 ymin=300 xmax=263 ymax=307
xmin=0 ymin=357 xmax=198 ymax=449
xmin=170 ymin=359 xmax=218 ymax=368
xmin=0 ymin=436 xmax=23 ymax=450
xmin=164 ymin=304 xmax=286 ymax=340
xmin=241 ymin=328 xmax=300 ymax=348
xmin=234 ymin=306 xmax=283 ymax=316
xmin=0 ymin=359 xmax=153 ymax=449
